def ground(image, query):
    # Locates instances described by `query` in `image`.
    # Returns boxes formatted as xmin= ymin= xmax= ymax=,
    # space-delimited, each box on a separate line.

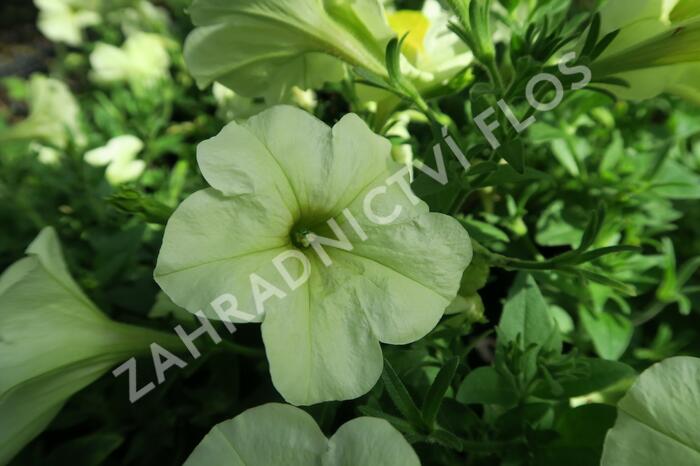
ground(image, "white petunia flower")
xmin=34 ymin=0 xmax=101 ymax=46
xmin=90 ymin=32 xmax=170 ymax=89
xmin=84 ymin=135 xmax=146 ymax=185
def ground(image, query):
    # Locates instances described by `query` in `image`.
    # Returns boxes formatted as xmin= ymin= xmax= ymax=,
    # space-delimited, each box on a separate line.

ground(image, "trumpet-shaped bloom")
xmin=34 ymin=0 xmax=101 ymax=46
xmin=593 ymin=0 xmax=700 ymax=103
xmin=0 ymin=75 xmax=84 ymax=149
xmin=0 ymin=228 xmax=180 ymax=465
xmin=90 ymin=32 xmax=171 ymax=89
xmin=84 ymin=135 xmax=146 ymax=185
xmin=155 ymin=105 xmax=472 ymax=405
xmin=184 ymin=403 xmax=420 ymax=466
xmin=183 ymin=0 xmax=389 ymax=103
xmin=183 ymin=0 xmax=471 ymax=107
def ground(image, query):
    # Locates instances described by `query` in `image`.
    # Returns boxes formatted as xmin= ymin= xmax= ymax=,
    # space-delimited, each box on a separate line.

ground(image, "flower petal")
xmin=332 ymin=212 xmax=472 ymax=344
xmin=262 ymin=261 xmax=383 ymax=405
xmin=154 ymin=188 xmax=294 ymax=321
xmin=324 ymin=417 xmax=421 ymax=466
xmin=183 ymin=403 xmax=420 ymax=466
xmin=184 ymin=403 xmax=327 ymax=466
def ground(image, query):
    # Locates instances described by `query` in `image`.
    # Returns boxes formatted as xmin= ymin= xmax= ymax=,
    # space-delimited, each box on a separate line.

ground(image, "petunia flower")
xmin=84 ymin=135 xmax=146 ymax=185
xmin=0 ymin=227 xmax=181 ymax=465
xmin=34 ymin=0 xmax=101 ymax=46
xmin=0 ymin=74 xmax=84 ymax=149
xmin=154 ymin=105 xmax=472 ymax=405
xmin=90 ymin=32 xmax=171 ymax=90
xmin=591 ymin=0 xmax=700 ymax=103
xmin=183 ymin=0 xmax=471 ymax=108
xmin=184 ymin=403 xmax=420 ymax=466
xmin=386 ymin=0 xmax=473 ymax=86
xmin=601 ymin=356 xmax=700 ymax=466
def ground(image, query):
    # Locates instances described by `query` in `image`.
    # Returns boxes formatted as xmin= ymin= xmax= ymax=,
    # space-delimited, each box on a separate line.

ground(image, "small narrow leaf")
xmin=431 ymin=428 xmax=464 ymax=452
xmin=591 ymin=29 xmax=621 ymax=60
xmin=381 ymin=359 xmax=426 ymax=430
xmin=421 ymin=357 xmax=460 ymax=428
xmin=569 ymin=245 xmax=641 ymax=265
xmin=582 ymin=13 xmax=601 ymax=57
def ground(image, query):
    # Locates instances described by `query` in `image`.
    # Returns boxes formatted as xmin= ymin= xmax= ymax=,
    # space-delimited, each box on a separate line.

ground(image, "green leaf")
xmin=430 ymin=428 xmax=464 ymax=452
xmin=556 ymin=358 xmax=636 ymax=398
xmin=421 ymin=357 xmax=459 ymax=428
xmin=456 ymin=367 xmax=518 ymax=406
xmin=536 ymin=201 xmax=585 ymax=248
xmin=497 ymin=139 xmax=525 ymax=174
xmin=155 ymin=106 xmax=472 ymax=405
xmin=539 ymin=404 xmax=617 ymax=466
xmin=498 ymin=274 xmax=562 ymax=355
xmin=386 ymin=36 xmax=404 ymax=86
xmin=650 ymin=160 xmax=700 ymax=200
xmin=582 ymin=13 xmax=601 ymax=57
xmin=183 ymin=403 xmax=420 ymax=466
xmin=579 ymin=309 xmax=633 ymax=360
xmin=602 ymin=357 xmax=700 ymax=466
xmin=568 ymin=246 xmax=641 ymax=265
xmin=382 ymin=359 xmax=426 ymax=430
xmin=578 ymin=203 xmax=605 ymax=252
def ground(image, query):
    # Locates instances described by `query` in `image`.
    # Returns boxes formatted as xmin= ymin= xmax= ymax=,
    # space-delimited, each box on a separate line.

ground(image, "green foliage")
xmin=1 ymin=0 xmax=699 ymax=465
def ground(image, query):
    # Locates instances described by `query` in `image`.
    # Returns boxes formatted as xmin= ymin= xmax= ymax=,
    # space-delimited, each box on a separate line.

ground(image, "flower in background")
xmin=84 ymin=135 xmax=146 ymax=185
xmin=30 ymin=143 xmax=61 ymax=165
xmin=183 ymin=0 xmax=471 ymax=113
xmin=592 ymin=0 xmax=700 ymax=103
xmin=34 ymin=0 xmax=101 ymax=46
xmin=154 ymin=105 xmax=472 ymax=405
xmin=385 ymin=110 xmax=427 ymax=181
xmin=0 ymin=228 xmax=180 ymax=465
xmin=90 ymin=32 xmax=171 ymax=90
xmin=212 ymin=83 xmax=267 ymax=122
xmin=184 ymin=403 xmax=420 ymax=466
xmin=0 ymin=74 xmax=84 ymax=149
xmin=113 ymin=0 xmax=171 ymax=37
xmin=388 ymin=0 xmax=473 ymax=87
xmin=290 ymin=87 xmax=318 ymax=112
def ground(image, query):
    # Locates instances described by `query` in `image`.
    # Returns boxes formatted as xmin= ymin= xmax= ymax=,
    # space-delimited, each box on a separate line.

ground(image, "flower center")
xmin=387 ymin=10 xmax=430 ymax=63
xmin=291 ymin=228 xmax=315 ymax=249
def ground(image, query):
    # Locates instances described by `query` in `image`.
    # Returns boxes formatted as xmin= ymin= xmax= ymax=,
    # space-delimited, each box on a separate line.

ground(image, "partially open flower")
xmin=155 ymin=105 xmax=472 ymax=405
xmin=0 ymin=228 xmax=180 ymax=465
xmin=592 ymin=0 xmax=700 ymax=102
